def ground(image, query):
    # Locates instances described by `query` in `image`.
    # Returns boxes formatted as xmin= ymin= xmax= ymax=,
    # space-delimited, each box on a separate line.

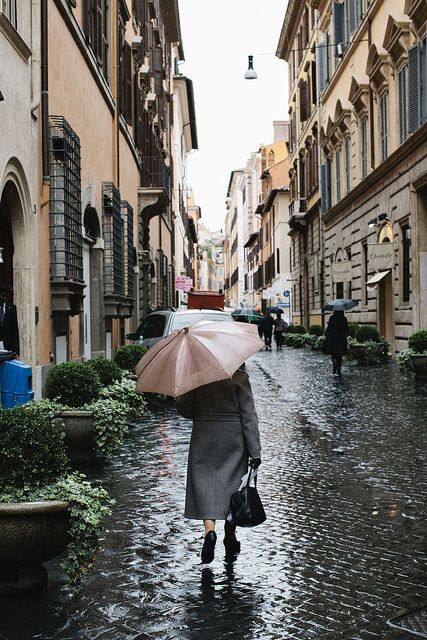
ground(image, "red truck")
xmin=187 ymin=289 xmax=225 ymax=311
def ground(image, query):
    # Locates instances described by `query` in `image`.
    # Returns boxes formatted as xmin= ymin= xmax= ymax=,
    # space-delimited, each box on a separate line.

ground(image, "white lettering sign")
xmin=332 ymin=261 xmax=352 ymax=282
xmin=368 ymin=243 xmax=394 ymax=271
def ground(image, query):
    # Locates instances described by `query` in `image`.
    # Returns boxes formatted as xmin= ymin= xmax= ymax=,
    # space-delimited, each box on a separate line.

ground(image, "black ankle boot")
xmin=224 ymin=521 xmax=240 ymax=558
xmin=201 ymin=531 xmax=217 ymax=564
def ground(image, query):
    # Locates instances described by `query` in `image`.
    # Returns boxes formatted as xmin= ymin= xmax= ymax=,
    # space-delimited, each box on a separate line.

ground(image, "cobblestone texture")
xmin=0 ymin=349 xmax=425 ymax=640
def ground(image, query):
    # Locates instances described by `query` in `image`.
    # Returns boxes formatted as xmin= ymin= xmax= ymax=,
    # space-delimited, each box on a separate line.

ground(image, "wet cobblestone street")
xmin=0 ymin=349 xmax=426 ymax=640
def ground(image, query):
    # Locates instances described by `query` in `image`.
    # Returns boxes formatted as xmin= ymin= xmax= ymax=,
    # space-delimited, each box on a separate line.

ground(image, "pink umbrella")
xmin=135 ymin=320 xmax=263 ymax=398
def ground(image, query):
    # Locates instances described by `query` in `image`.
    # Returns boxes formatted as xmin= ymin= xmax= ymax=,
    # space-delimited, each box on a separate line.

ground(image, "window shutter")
xmin=311 ymin=60 xmax=317 ymax=104
xmin=83 ymin=0 xmax=92 ymax=42
xmin=349 ymin=0 xmax=357 ymax=34
xmin=398 ymin=66 xmax=408 ymax=143
xmin=96 ymin=0 xmax=103 ymax=65
xmin=408 ymin=43 xmax=421 ymax=133
xmin=299 ymin=79 xmax=310 ymax=121
xmin=333 ymin=1 xmax=346 ymax=51
xmin=320 ymin=163 xmax=327 ymax=212
xmin=318 ymin=39 xmax=326 ymax=92
xmin=422 ymin=25 xmax=427 ymax=122
xmin=125 ymin=42 xmax=133 ymax=125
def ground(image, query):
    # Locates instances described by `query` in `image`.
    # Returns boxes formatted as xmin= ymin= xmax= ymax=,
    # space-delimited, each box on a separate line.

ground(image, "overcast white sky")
xmin=178 ymin=1 xmax=289 ymax=232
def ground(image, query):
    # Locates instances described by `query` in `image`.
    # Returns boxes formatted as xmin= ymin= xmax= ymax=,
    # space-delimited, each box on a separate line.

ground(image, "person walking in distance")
xmin=273 ymin=313 xmax=287 ymax=351
xmin=0 ymin=284 xmax=19 ymax=356
xmin=175 ymin=365 xmax=261 ymax=564
xmin=324 ymin=310 xmax=349 ymax=375
xmin=261 ymin=312 xmax=274 ymax=350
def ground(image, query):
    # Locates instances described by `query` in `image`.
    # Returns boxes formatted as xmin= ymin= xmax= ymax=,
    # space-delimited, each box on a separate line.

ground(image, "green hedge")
xmin=308 ymin=324 xmax=324 ymax=336
xmin=0 ymin=401 xmax=69 ymax=489
xmin=113 ymin=344 xmax=148 ymax=372
xmin=285 ymin=323 xmax=307 ymax=334
xmin=84 ymin=357 xmax=123 ymax=387
xmin=408 ymin=329 xmax=427 ymax=353
xmin=46 ymin=361 xmax=102 ymax=407
xmin=355 ymin=324 xmax=380 ymax=343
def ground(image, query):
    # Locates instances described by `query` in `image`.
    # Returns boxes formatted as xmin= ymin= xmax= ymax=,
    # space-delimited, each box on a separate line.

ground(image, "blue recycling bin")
xmin=0 ymin=360 xmax=34 ymax=408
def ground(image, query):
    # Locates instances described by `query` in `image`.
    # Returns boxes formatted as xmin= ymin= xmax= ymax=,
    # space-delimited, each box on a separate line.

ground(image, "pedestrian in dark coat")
xmin=261 ymin=313 xmax=275 ymax=349
xmin=0 ymin=284 xmax=19 ymax=356
xmin=175 ymin=366 xmax=261 ymax=564
xmin=324 ymin=310 xmax=349 ymax=375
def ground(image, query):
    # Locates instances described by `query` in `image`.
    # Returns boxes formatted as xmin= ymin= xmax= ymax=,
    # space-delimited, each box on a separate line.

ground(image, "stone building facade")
xmin=0 ymin=0 xmax=198 ymax=392
xmin=278 ymin=0 xmax=427 ymax=349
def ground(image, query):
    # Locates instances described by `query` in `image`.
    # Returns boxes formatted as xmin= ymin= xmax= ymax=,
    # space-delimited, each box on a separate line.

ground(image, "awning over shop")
xmin=366 ymin=270 xmax=390 ymax=288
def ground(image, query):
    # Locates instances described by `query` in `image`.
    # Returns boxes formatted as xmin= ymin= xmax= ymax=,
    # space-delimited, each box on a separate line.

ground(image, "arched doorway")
xmin=0 ymin=168 xmax=35 ymax=365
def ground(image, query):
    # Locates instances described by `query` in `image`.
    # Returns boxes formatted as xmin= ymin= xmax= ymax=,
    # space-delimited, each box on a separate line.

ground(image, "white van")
xmin=126 ymin=309 xmax=234 ymax=348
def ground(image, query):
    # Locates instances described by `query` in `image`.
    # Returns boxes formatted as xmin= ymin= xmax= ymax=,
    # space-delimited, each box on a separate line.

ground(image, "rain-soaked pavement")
xmin=0 ymin=349 xmax=426 ymax=640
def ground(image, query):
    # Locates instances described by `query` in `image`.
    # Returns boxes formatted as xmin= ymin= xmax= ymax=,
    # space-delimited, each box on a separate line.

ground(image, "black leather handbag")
xmin=227 ymin=464 xmax=266 ymax=527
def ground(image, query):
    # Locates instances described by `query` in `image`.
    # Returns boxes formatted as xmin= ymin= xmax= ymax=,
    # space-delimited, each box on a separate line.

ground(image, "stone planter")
xmin=57 ymin=410 xmax=96 ymax=463
xmin=408 ymin=354 xmax=427 ymax=380
xmin=349 ymin=343 xmax=366 ymax=362
xmin=0 ymin=500 xmax=70 ymax=594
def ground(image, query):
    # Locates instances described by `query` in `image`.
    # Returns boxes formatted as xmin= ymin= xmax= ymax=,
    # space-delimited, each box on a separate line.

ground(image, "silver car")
xmin=126 ymin=309 xmax=234 ymax=348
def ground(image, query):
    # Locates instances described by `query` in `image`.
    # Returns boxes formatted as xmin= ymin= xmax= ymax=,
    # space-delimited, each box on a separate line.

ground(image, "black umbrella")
xmin=266 ymin=306 xmax=284 ymax=314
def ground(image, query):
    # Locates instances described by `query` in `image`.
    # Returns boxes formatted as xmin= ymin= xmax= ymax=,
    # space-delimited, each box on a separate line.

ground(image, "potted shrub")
xmin=348 ymin=325 xmax=388 ymax=365
xmin=45 ymin=361 xmax=146 ymax=462
xmin=397 ymin=329 xmax=427 ymax=380
xmin=0 ymin=401 xmax=111 ymax=594
xmin=45 ymin=362 xmax=102 ymax=463
xmin=113 ymin=344 xmax=148 ymax=375
xmin=84 ymin=356 xmax=123 ymax=387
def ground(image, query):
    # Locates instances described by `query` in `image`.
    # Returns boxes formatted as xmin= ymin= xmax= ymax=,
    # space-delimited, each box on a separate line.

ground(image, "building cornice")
xmin=276 ymin=0 xmax=304 ymax=61
xmin=0 ymin=13 xmax=31 ymax=61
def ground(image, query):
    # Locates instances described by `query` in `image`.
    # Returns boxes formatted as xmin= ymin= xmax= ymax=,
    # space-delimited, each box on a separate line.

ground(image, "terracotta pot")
xmin=409 ymin=354 xmax=427 ymax=380
xmin=0 ymin=500 xmax=70 ymax=594
xmin=57 ymin=410 xmax=96 ymax=463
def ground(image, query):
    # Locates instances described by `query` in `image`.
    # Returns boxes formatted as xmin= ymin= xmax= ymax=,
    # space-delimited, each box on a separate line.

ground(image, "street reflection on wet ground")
xmin=0 ymin=350 xmax=426 ymax=640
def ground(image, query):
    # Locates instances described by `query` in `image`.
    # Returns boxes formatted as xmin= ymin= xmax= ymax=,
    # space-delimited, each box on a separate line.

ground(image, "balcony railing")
xmin=289 ymin=198 xmax=307 ymax=219
xmin=141 ymin=156 xmax=169 ymax=192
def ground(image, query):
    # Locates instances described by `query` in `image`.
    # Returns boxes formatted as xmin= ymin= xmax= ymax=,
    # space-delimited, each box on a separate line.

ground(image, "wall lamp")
xmin=368 ymin=213 xmax=390 ymax=228
xmin=244 ymin=55 xmax=257 ymax=80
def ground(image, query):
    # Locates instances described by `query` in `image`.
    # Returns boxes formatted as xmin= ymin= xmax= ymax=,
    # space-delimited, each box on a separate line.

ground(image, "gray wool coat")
xmin=175 ymin=369 xmax=261 ymax=521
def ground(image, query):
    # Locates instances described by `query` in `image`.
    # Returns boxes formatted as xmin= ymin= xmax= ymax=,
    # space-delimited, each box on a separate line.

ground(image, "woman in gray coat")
xmin=176 ymin=366 xmax=261 ymax=564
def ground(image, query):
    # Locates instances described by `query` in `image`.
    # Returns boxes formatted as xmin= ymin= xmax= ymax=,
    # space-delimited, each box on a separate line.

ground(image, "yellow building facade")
xmin=278 ymin=0 xmax=427 ymax=349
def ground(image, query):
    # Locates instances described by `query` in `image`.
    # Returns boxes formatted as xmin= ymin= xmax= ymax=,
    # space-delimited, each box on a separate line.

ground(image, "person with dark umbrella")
xmin=0 ymin=284 xmax=19 ymax=356
xmin=261 ymin=312 xmax=274 ymax=350
xmin=324 ymin=310 xmax=349 ymax=375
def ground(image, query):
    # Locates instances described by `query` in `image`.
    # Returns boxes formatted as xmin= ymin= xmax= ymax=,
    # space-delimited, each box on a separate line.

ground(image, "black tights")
xmin=331 ymin=354 xmax=343 ymax=373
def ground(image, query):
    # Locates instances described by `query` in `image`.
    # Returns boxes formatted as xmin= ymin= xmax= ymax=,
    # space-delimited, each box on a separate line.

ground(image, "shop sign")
xmin=332 ymin=261 xmax=352 ymax=282
xmin=368 ymin=243 xmax=394 ymax=271
xmin=175 ymin=276 xmax=193 ymax=291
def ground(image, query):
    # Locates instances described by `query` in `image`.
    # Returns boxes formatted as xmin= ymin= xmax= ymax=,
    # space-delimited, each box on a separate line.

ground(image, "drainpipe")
xmin=112 ymin=0 xmax=119 ymax=185
xmin=315 ymin=8 xmax=325 ymax=328
xmin=41 ymin=0 xmax=49 ymax=181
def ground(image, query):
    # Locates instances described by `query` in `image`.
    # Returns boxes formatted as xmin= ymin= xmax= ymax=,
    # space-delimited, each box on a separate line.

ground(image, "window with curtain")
xmin=380 ymin=92 xmax=389 ymax=162
xmin=360 ymin=117 xmax=368 ymax=178
xmin=345 ymin=138 xmax=351 ymax=193
xmin=398 ymin=65 xmax=408 ymax=144
xmin=336 ymin=148 xmax=342 ymax=202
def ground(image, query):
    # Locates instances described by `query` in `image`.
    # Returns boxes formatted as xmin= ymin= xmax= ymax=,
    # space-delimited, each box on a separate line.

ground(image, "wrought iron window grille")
xmin=48 ymin=116 xmax=83 ymax=283
xmin=102 ymin=183 xmax=124 ymax=296
xmin=121 ymin=200 xmax=134 ymax=298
